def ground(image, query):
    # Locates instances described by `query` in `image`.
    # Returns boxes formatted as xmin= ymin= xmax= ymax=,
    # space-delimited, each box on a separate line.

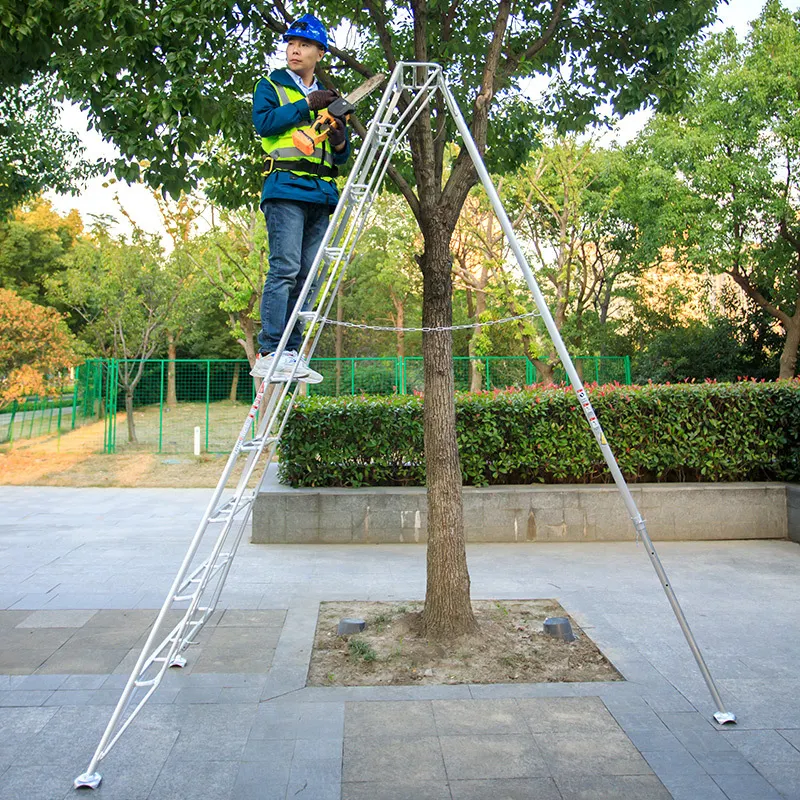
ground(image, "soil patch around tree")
xmin=308 ymin=600 xmax=622 ymax=687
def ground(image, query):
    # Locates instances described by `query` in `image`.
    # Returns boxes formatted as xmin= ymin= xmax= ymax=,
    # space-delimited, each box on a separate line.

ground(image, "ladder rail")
xmin=437 ymin=69 xmax=735 ymax=726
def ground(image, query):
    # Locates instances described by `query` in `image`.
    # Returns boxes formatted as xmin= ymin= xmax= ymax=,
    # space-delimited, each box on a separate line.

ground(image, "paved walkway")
xmin=0 ymin=486 xmax=799 ymax=799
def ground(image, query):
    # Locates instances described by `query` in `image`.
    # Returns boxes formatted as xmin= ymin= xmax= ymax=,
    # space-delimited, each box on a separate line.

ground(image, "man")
xmin=250 ymin=13 xmax=350 ymax=382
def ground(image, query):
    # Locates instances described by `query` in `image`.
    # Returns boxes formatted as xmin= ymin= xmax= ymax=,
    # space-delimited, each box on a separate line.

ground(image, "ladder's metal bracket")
xmin=74 ymin=772 xmax=102 ymax=789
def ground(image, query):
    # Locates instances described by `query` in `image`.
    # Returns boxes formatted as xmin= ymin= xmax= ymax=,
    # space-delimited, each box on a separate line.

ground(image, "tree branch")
xmin=729 ymin=265 xmax=791 ymax=328
xmin=441 ymin=0 xmax=510 ymax=221
xmin=363 ymin=0 xmax=398 ymax=72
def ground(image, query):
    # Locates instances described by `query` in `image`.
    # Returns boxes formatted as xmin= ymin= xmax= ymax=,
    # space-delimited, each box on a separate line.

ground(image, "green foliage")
xmin=347 ymin=638 xmax=377 ymax=662
xmin=634 ymin=1 xmax=800 ymax=377
xmin=280 ymin=382 xmax=800 ymax=487
xmin=632 ymin=316 xmax=781 ymax=384
xmin=0 ymin=0 xmax=718 ymax=203
xmin=0 ymin=79 xmax=98 ymax=218
xmin=0 ymin=198 xmax=82 ymax=309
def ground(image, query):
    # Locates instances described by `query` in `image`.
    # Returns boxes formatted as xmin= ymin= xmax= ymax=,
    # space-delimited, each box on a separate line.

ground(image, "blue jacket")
xmin=253 ymin=68 xmax=351 ymax=209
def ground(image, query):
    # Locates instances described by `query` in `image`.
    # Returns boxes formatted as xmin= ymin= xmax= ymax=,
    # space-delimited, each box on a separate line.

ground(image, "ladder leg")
xmin=439 ymin=72 xmax=735 ymax=726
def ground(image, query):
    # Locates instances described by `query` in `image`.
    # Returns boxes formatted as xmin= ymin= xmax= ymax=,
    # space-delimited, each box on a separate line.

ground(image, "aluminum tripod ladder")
xmin=76 ymin=60 xmax=733 ymax=790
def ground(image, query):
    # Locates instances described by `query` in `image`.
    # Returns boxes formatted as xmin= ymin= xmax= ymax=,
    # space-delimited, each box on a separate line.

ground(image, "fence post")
xmin=205 ymin=360 xmax=211 ymax=452
xmin=595 ymin=358 xmax=600 ymax=385
xmin=7 ymin=400 xmax=17 ymax=443
xmin=350 ymin=358 xmax=355 ymax=395
xmin=158 ymin=360 xmax=165 ymax=454
xmin=624 ymin=356 xmax=631 ymax=385
xmin=71 ymin=366 xmax=79 ymax=430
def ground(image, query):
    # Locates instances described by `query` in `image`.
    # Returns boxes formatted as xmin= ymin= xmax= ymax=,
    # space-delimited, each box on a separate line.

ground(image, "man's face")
xmin=286 ymin=37 xmax=324 ymax=73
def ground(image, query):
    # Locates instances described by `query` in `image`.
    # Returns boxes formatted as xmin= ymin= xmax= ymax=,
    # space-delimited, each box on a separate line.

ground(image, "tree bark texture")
xmin=420 ymin=221 xmax=478 ymax=639
xmin=779 ymin=316 xmax=800 ymax=379
xmin=125 ymin=391 xmax=136 ymax=443
xmin=166 ymin=334 xmax=178 ymax=407
xmin=229 ymin=368 xmax=239 ymax=403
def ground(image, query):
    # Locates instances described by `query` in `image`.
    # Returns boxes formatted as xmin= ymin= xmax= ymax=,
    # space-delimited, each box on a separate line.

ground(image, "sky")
xmin=46 ymin=0 xmax=800 ymax=244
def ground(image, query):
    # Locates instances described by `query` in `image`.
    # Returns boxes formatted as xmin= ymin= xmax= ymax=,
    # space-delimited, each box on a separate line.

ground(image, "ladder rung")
xmin=323 ymin=247 xmax=344 ymax=261
xmin=241 ymin=435 xmax=278 ymax=453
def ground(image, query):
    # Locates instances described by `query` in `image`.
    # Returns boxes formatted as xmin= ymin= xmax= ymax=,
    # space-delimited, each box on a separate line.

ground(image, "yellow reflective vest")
xmin=256 ymin=78 xmax=337 ymax=183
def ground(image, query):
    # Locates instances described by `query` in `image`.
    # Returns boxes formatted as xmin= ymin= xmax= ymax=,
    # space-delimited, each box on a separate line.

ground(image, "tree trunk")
xmin=395 ymin=301 xmax=405 ymax=360
xmin=229 ymin=367 xmax=240 ymax=403
xmin=779 ymin=315 xmax=800 ymax=379
xmin=125 ymin=389 xmax=137 ymax=443
xmin=468 ymin=289 xmax=486 ymax=392
xmin=166 ymin=333 xmax=178 ymax=408
xmin=420 ymin=229 xmax=477 ymax=639
xmin=531 ymin=356 xmax=554 ymax=384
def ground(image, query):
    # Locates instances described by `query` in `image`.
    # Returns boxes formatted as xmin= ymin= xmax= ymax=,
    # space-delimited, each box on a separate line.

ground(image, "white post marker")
xmin=193 ymin=426 xmax=200 ymax=456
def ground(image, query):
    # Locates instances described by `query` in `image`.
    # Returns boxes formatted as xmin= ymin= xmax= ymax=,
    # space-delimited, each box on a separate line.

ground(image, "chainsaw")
xmin=293 ymin=73 xmax=386 ymax=156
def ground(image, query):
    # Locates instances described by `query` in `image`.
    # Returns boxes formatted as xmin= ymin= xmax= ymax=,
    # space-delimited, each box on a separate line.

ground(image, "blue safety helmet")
xmin=283 ymin=13 xmax=328 ymax=51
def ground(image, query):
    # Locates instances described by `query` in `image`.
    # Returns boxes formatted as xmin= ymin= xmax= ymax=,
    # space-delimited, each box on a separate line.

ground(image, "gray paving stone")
xmin=0 ymin=689 xmax=54 ymax=706
xmin=534 ymin=731 xmax=652 ymax=777
xmin=641 ymin=748 xmax=705 ymax=777
xmin=168 ymin=704 xmax=256 ymax=761
xmin=59 ymin=675 xmax=108 ymax=691
xmin=286 ymin=756 xmax=341 ymax=800
xmin=711 ymin=771 xmax=785 ymax=799
xmin=343 ymin=736 xmax=445 ymax=782
xmin=147 ymin=757 xmax=240 ymax=800
xmin=37 ymin=645 xmax=130 ymax=675
xmin=230 ymin=762 xmax=289 ymax=800
xmin=432 ymin=699 xmax=528 ymax=736
xmin=450 ymin=777 xmax=562 ymax=799
xmin=722 ymin=729 xmax=800 ymax=764
xmin=778 ymin=729 xmax=800 ymax=752
xmin=621 ymin=726 xmax=684 ymax=752
xmin=440 ymin=734 xmax=548 ymax=780
xmin=240 ymin=737 xmax=294 ymax=765
xmin=656 ymin=772 xmax=728 ymax=800
xmin=293 ymin=737 xmax=342 ymax=761
xmin=43 ymin=689 xmax=99 ymax=707
xmin=342 ymin=781 xmax=452 ymax=800
xmin=690 ymin=749 xmax=760 ymax=775
xmin=752 ymin=761 xmax=800 ymax=798
xmin=0 ymin=765 xmax=67 ymax=800
xmin=17 ymin=609 xmax=98 ymax=628
xmin=0 ymin=706 xmax=59 ymax=770
xmin=249 ymin=701 xmax=344 ymax=741
xmin=172 ymin=687 xmax=223 ymax=705
xmin=555 ymin=774 xmax=672 ymax=800
xmin=11 ymin=674 xmax=69 ymax=691
xmin=344 ymin=700 xmax=436 ymax=739
xmin=517 ymin=697 xmax=621 ymax=735
xmin=217 ymin=687 xmax=264 ymax=704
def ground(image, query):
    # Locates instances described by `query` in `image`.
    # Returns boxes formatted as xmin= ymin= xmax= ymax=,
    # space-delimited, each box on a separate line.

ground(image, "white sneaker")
xmin=250 ymin=351 xmax=295 ymax=381
xmin=249 ymin=351 xmax=323 ymax=384
xmin=294 ymin=353 xmax=324 ymax=384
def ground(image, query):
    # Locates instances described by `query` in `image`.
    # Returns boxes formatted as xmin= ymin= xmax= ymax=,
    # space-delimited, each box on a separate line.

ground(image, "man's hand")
xmin=327 ymin=115 xmax=347 ymax=149
xmin=306 ymin=89 xmax=337 ymax=111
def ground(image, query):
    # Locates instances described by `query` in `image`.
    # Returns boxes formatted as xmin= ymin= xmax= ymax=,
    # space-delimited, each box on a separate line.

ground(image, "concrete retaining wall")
xmin=789 ymin=484 xmax=800 ymax=544
xmin=252 ymin=477 xmax=792 ymax=544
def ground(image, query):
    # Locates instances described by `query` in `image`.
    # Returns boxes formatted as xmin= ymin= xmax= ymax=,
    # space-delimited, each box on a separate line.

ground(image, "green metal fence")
xmin=100 ymin=355 xmax=630 ymax=454
xmin=0 ymin=359 xmax=114 ymax=450
xmin=1 ymin=355 xmax=630 ymax=454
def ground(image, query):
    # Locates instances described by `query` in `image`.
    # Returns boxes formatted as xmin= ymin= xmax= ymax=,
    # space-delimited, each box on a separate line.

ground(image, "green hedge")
xmin=278 ymin=381 xmax=800 ymax=487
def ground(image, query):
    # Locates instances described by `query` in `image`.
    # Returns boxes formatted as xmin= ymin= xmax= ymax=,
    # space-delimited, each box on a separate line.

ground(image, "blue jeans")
xmin=258 ymin=199 xmax=330 ymax=354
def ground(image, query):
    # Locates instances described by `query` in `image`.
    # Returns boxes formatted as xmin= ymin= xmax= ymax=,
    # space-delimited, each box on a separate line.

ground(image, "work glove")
xmin=305 ymin=89 xmax=337 ymax=111
xmin=327 ymin=115 xmax=347 ymax=148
